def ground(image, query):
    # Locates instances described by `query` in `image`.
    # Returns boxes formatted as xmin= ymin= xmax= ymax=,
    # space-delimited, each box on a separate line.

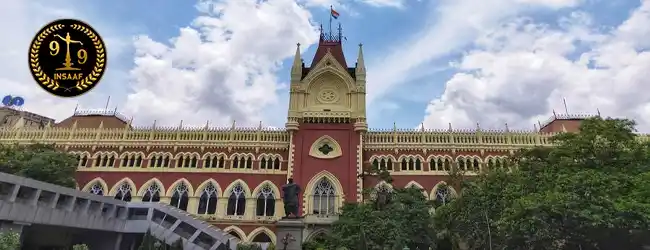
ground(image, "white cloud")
xmin=422 ymin=0 xmax=650 ymax=130
xmin=357 ymin=0 xmax=406 ymax=8
xmin=0 ymin=0 xmax=130 ymax=122
xmin=123 ymin=0 xmax=319 ymax=127
xmin=366 ymin=0 xmax=582 ymax=105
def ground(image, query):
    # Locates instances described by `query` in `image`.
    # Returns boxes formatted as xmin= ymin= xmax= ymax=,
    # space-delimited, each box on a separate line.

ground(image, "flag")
xmin=331 ymin=7 xmax=340 ymax=19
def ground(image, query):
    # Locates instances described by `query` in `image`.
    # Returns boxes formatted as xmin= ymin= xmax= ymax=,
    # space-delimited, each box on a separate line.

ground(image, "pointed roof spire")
xmin=291 ymin=43 xmax=302 ymax=76
xmin=356 ymin=43 xmax=365 ymax=74
xmin=311 ymin=23 xmax=347 ymax=68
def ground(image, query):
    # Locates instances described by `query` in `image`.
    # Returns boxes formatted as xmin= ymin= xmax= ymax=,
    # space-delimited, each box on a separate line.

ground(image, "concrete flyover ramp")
xmin=0 ymin=172 xmax=239 ymax=250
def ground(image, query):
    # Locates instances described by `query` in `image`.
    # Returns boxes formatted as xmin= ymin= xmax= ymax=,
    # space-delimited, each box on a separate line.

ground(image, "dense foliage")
xmin=323 ymin=157 xmax=438 ymax=250
xmin=72 ymin=244 xmax=90 ymax=250
xmin=0 ymin=143 xmax=77 ymax=188
xmin=0 ymin=230 xmax=20 ymax=250
xmin=321 ymin=117 xmax=650 ymax=250
xmin=435 ymin=117 xmax=650 ymax=250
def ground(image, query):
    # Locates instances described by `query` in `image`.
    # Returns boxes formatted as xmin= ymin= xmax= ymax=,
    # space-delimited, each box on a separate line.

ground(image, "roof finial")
xmin=597 ymin=108 xmax=601 ymax=117
xmin=291 ymin=43 xmax=302 ymax=76
xmin=338 ymin=22 xmax=343 ymax=41
xmin=553 ymin=109 xmax=557 ymax=119
xmin=356 ymin=43 xmax=365 ymax=74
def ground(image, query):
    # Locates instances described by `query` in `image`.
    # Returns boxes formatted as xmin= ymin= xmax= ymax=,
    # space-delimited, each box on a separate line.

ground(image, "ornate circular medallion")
xmin=28 ymin=19 xmax=108 ymax=97
xmin=317 ymin=89 xmax=338 ymax=103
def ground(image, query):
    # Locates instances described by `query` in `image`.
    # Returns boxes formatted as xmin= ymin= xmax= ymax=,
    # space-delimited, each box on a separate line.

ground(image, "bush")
xmin=0 ymin=230 xmax=20 ymax=250
xmin=73 ymin=244 xmax=90 ymax=250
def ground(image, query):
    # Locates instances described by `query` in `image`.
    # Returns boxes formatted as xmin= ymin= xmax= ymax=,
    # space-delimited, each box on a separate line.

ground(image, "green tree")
xmin=325 ymin=162 xmax=437 ymax=249
xmin=237 ymin=243 xmax=262 ymax=250
xmin=72 ymin=244 xmax=90 ymax=250
xmin=0 ymin=143 xmax=77 ymax=188
xmin=0 ymin=230 xmax=20 ymax=250
xmin=435 ymin=117 xmax=650 ymax=250
xmin=170 ymin=238 xmax=183 ymax=250
xmin=138 ymin=230 xmax=156 ymax=250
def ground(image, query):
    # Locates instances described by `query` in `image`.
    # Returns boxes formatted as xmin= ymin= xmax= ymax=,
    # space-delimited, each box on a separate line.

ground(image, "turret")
xmin=291 ymin=43 xmax=302 ymax=81
xmin=355 ymin=43 xmax=366 ymax=79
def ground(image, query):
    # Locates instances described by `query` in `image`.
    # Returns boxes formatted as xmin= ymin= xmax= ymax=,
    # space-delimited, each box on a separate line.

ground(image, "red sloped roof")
xmin=311 ymin=39 xmax=347 ymax=69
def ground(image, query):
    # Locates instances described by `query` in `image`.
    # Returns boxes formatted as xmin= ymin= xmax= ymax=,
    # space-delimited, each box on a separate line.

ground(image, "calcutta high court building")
xmin=0 ymin=28 xmax=589 ymax=245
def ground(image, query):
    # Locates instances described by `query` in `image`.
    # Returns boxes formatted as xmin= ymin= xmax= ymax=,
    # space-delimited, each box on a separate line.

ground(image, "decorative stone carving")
xmin=308 ymin=135 xmax=342 ymax=159
xmin=317 ymin=89 xmax=339 ymax=104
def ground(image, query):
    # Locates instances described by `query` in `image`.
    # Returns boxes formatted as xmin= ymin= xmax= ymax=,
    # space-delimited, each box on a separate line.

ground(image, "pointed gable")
xmin=304 ymin=24 xmax=356 ymax=80
xmin=311 ymin=36 xmax=347 ymax=69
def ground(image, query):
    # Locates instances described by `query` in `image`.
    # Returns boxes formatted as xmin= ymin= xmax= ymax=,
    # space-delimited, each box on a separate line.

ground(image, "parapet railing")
xmin=0 ymin=126 xmax=290 ymax=149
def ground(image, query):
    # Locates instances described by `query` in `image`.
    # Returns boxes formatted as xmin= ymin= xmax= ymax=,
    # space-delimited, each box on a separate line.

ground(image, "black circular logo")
xmin=28 ymin=19 xmax=107 ymax=97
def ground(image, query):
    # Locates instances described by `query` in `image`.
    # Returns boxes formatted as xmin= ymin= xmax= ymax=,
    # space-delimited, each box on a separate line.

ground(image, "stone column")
xmin=244 ymin=198 xmax=256 ymax=220
xmin=187 ymin=197 xmax=199 ymax=214
xmin=275 ymin=219 xmax=304 ymax=250
xmin=160 ymin=196 xmax=171 ymax=205
xmin=113 ymin=233 xmax=123 ymax=250
xmin=217 ymin=197 xmax=229 ymax=218
xmin=275 ymin=199 xmax=284 ymax=218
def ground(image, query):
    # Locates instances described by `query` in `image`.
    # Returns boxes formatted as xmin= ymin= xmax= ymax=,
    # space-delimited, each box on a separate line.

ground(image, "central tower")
xmin=286 ymin=24 xmax=367 ymax=130
xmin=285 ymin=24 xmax=367 ymax=217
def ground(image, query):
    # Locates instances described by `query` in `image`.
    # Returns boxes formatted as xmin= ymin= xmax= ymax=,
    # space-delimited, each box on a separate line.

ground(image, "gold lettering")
xmin=54 ymin=73 xmax=84 ymax=80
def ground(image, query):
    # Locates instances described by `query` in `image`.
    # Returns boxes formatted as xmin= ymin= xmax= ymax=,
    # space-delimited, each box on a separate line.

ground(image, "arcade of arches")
xmin=80 ymin=176 xmax=457 ymax=243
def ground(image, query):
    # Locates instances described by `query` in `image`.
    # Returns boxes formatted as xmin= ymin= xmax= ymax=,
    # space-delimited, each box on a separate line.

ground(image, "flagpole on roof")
xmin=329 ymin=5 xmax=333 ymax=38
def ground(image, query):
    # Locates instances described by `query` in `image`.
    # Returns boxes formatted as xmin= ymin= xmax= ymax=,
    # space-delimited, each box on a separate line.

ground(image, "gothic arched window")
xmin=142 ymin=183 xmax=161 ymax=202
xmin=89 ymin=182 xmax=104 ymax=195
xmin=228 ymin=231 xmax=242 ymax=240
xmin=227 ymin=183 xmax=246 ymax=216
xmin=256 ymin=184 xmax=275 ymax=217
xmin=114 ymin=182 xmax=132 ymax=201
xmin=312 ymin=178 xmax=336 ymax=215
xmin=435 ymin=185 xmax=453 ymax=205
xmin=170 ymin=182 xmax=189 ymax=211
xmin=198 ymin=183 xmax=218 ymax=215
xmin=251 ymin=232 xmax=273 ymax=243
xmin=472 ymin=158 xmax=480 ymax=172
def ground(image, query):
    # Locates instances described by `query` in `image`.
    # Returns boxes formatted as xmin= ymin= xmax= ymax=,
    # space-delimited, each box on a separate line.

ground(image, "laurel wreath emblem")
xmin=29 ymin=24 xmax=64 ymax=90
xmin=28 ymin=23 xmax=106 ymax=92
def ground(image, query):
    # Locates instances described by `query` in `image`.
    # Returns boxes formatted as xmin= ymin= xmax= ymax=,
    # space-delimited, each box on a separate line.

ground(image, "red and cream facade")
xmin=0 ymin=33 xmax=588 ymax=245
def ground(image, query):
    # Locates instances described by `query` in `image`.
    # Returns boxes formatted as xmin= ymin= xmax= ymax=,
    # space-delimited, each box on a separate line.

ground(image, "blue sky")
xmin=3 ymin=0 xmax=650 ymax=130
